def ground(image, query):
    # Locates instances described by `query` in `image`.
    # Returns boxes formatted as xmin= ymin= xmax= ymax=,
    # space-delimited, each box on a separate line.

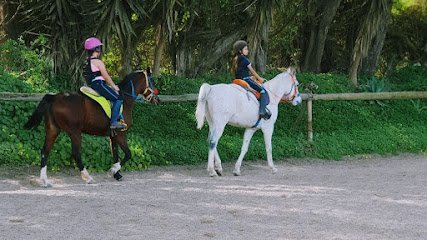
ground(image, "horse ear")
xmin=287 ymin=66 xmax=298 ymax=75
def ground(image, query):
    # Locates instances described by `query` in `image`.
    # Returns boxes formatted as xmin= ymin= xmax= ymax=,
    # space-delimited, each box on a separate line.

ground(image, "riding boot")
xmin=259 ymin=91 xmax=271 ymax=120
xmin=110 ymin=100 xmax=127 ymax=129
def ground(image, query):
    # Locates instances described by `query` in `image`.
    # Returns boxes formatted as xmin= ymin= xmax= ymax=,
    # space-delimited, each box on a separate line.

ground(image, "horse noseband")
xmin=143 ymin=87 xmax=155 ymax=102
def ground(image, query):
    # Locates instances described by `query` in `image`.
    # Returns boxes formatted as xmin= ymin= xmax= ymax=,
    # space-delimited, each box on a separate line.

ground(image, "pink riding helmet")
xmin=84 ymin=37 xmax=103 ymax=50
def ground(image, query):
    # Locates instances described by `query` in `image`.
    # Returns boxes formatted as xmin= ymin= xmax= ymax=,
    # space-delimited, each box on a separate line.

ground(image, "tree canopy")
xmin=1 ymin=0 xmax=425 ymax=88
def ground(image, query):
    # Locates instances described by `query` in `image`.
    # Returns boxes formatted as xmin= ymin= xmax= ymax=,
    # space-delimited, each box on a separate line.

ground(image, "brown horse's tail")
xmin=24 ymin=94 xmax=55 ymax=130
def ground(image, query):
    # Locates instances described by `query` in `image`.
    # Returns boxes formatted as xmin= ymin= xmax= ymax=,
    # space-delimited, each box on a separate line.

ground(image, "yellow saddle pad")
xmin=80 ymin=86 xmax=123 ymax=119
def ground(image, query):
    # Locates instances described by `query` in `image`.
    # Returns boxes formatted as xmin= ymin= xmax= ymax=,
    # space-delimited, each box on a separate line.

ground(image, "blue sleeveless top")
xmin=235 ymin=55 xmax=251 ymax=79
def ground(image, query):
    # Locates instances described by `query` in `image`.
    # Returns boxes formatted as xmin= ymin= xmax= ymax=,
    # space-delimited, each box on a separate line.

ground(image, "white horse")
xmin=195 ymin=68 xmax=302 ymax=177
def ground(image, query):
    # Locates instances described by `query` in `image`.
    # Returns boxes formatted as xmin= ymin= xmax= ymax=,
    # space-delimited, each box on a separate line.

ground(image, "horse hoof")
xmin=114 ymin=171 xmax=123 ymax=181
xmin=41 ymin=181 xmax=52 ymax=188
xmin=233 ymin=170 xmax=241 ymax=176
xmin=208 ymin=171 xmax=218 ymax=177
xmin=86 ymin=178 xmax=94 ymax=184
xmin=215 ymin=169 xmax=223 ymax=176
xmin=271 ymin=168 xmax=278 ymax=174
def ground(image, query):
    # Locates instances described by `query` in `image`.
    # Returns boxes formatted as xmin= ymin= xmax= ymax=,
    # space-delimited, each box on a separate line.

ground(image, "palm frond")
xmin=353 ymin=0 xmax=390 ymax=59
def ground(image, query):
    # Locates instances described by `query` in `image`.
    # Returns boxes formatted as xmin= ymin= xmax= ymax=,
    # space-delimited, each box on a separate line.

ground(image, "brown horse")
xmin=24 ymin=70 xmax=159 ymax=187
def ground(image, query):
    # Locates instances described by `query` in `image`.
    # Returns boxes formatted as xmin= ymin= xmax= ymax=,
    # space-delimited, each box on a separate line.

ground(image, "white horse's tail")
xmin=196 ymin=83 xmax=211 ymax=129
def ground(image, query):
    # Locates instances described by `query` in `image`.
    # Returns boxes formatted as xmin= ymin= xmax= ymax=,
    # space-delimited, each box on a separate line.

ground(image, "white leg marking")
xmin=81 ymin=168 xmax=94 ymax=184
xmin=208 ymin=149 xmax=217 ymax=177
xmin=40 ymin=166 xmax=52 ymax=188
xmin=109 ymin=162 xmax=121 ymax=175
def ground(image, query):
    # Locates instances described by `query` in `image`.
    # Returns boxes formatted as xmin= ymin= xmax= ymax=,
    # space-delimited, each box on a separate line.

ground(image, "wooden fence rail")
xmin=2 ymin=91 xmax=427 ymax=142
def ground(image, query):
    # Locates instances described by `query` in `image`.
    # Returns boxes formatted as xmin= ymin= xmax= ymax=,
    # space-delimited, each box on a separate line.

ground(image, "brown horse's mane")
xmin=116 ymin=71 xmax=147 ymax=102
xmin=118 ymin=71 xmax=143 ymax=91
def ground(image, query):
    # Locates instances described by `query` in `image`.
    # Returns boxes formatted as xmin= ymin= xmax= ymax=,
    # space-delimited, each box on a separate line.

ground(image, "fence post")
xmin=307 ymin=99 xmax=313 ymax=143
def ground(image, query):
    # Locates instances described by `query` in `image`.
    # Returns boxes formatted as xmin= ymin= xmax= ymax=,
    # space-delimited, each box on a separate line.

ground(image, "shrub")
xmin=0 ymin=38 xmax=53 ymax=93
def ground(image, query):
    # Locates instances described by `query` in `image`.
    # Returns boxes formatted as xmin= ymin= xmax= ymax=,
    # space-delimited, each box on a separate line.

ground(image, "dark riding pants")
xmin=90 ymin=80 xmax=123 ymax=124
xmin=242 ymin=77 xmax=264 ymax=92
xmin=242 ymin=77 xmax=270 ymax=118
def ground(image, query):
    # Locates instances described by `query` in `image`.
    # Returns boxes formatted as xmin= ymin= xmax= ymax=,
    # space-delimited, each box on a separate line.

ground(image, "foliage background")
xmin=0 ymin=39 xmax=426 ymax=172
xmin=0 ymin=0 xmax=426 ymax=172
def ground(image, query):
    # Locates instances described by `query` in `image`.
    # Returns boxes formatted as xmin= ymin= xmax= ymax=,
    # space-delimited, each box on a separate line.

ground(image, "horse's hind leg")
xmin=39 ymin=119 xmax=60 ymax=187
xmin=69 ymin=132 xmax=93 ymax=183
xmin=233 ymin=128 xmax=256 ymax=176
xmin=207 ymin=123 xmax=225 ymax=177
xmin=214 ymin=149 xmax=223 ymax=176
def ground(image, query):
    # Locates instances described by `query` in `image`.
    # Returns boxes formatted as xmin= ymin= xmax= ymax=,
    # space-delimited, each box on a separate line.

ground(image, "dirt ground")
xmin=0 ymin=153 xmax=426 ymax=240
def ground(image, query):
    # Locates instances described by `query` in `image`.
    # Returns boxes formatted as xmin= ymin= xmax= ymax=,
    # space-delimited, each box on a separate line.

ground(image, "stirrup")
xmin=260 ymin=113 xmax=271 ymax=120
xmin=259 ymin=109 xmax=271 ymax=120
xmin=110 ymin=122 xmax=127 ymax=130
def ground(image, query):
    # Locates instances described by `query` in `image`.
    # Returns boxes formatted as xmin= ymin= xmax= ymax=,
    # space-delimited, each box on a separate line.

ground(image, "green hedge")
xmin=2 ymin=91 xmax=425 ymax=172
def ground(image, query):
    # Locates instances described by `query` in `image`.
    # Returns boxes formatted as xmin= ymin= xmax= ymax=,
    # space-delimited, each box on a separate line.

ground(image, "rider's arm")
xmin=94 ymin=60 xmax=120 ymax=92
xmin=248 ymin=64 xmax=264 ymax=83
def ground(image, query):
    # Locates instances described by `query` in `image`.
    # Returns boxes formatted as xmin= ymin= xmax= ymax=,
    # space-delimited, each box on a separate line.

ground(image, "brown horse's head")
xmin=119 ymin=68 xmax=160 ymax=105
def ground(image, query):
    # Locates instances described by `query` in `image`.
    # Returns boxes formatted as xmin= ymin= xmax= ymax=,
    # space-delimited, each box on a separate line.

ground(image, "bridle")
xmin=280 ymin=73 xmax=299 ymax=103
xmin=123 ymin=71 xmax=156 ymax=103
xmin=265 ymin=72 xmax=299 ymax=104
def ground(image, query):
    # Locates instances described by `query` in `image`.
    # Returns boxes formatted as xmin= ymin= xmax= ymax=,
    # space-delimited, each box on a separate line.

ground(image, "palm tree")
xmin=301 ymin=0 xmax=342 ymax=73
xmin=349 ymin=0 xmax=392 ymax=86
xmin=246 ymin=0 xmax=283 ymax=73
xmin=149 ymin=0 xmax=184 ymax=77
xmin=22 ymin=0 xmax=88 ymax=89
xmin=94 ymin=0 xmax=146 ymax=76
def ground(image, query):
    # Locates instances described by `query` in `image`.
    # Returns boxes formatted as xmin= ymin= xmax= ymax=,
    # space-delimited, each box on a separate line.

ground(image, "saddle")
xmin=232 ymin=79 xmax=262 ymax=99
xmin=79 ymin=86 xmax=123 ymax=119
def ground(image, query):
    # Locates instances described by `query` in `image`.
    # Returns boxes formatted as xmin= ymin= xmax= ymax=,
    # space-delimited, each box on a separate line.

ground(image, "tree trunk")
xmin=176 ymin=40 xmax=194 ymax=77
xmin=349 ymin=53 xmax=362 ymax=86
xmin=0 ymin=0 xmax=6 ymax=42
xmin=360 ymin=2 xmax=392 ymax=76
xmin=302 ymin=0 xmax=342 ymax=72
xmin=349 ymin=0 xmax=391 ymax=86
xmin=121 ymin=37 xmax=133 ymax=76
xmin=247 ymin=2 xmax=273 ymax=73
xmin=153 ymin=22 xmax=166 ymax=77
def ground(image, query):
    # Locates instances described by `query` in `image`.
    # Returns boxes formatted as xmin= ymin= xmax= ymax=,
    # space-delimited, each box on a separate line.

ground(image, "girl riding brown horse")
xmin=24 ymin=70 xmax=159 ymax=187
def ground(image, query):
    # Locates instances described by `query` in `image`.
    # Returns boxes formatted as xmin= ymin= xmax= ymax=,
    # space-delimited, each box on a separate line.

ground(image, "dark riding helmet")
xmin=233 ymin=40 xmax=248 ymax=54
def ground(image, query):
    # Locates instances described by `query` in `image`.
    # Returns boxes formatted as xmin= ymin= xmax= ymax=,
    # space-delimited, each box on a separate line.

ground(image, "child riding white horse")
xmin=196 ymin=67 xmax=302 ymax=176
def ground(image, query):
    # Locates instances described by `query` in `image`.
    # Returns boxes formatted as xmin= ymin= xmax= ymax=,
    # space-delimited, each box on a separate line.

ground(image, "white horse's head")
xmin=269 ymin=67 xmax=302 ymax=106
xmin=287 ymin=67 xmax=302 ymax=106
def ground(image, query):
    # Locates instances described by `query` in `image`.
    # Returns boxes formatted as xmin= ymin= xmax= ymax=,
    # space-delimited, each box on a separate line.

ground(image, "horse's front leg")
xmin=262 ymin=126 xmax=277 ymax=174
xmin=109 ymin=138 xmax=121 ymax=180
xmin=233 ymin=128 xmax=256 ymax=176
xmin=109 ymin=135 xmax=131 ymax=181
